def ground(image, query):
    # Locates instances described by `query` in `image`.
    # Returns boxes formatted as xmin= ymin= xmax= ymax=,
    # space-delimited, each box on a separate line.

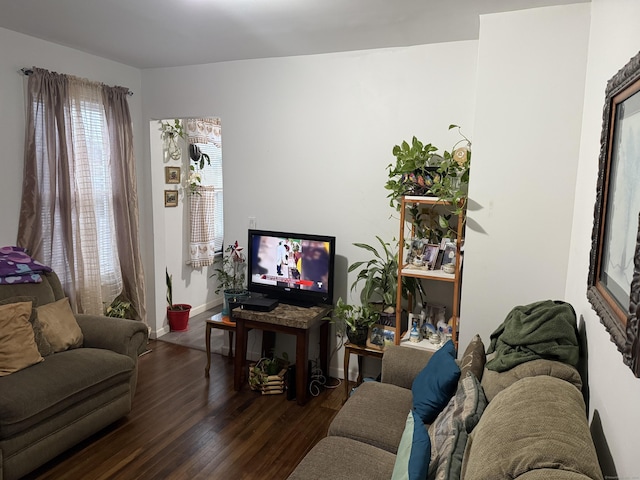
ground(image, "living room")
xmin=0 ymin=0 xmax=638 ymax=477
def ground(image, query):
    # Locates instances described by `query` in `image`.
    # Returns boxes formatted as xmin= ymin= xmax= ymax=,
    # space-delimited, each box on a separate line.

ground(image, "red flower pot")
xmin=167 ymin=304 xmax=191 ymax=332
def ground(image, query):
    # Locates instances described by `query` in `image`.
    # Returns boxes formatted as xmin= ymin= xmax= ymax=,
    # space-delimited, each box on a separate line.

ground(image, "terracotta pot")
xmin=167 ymin=304 xmax=191 ymax=332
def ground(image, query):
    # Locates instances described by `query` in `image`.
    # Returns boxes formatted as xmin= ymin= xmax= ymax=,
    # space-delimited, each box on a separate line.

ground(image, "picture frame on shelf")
xmin=164 ymin=190 xmax=178 ymax=207
xmin=367 ymin=324 xmax=395 ymax=351
xmin=423 ymin=244 xmax=440 ymax=270
xmin=441 ymin=241 xmax=457 ymax=267
xmin=406 ymin=238 xmax=427 ymax=267
xmin=165 ymin=166 xmax=181 ymax=184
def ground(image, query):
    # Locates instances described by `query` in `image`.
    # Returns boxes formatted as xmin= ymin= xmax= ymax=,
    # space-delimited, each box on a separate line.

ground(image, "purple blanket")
xmin=0 ymin=246 xmax=52 ymax=284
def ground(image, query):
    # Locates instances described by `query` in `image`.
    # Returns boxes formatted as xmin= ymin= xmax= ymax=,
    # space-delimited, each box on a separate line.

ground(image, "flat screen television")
xmin=247 ymin=229 xmax=336 ymax=307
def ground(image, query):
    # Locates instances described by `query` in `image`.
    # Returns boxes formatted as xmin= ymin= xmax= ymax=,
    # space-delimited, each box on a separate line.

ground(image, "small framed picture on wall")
xmin=164 ymin=190 xmax=178 ymax=207
xmin=165 ymin=166 xmax=181 ymax=184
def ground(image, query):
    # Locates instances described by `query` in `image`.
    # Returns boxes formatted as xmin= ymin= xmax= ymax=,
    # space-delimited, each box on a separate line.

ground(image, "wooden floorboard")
xmin=23 ymin=340 xmax=345 ymax=480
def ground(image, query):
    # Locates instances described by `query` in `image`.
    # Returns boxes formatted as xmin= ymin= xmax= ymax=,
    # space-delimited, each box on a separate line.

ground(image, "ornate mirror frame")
xmin=587 ymin=50 xmax=640 ymax=377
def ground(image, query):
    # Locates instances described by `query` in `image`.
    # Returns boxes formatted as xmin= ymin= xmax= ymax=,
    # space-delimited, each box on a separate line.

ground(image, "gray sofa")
xmin=0 ymin=272 xmax=148 ymax=480
xmin=288 ymin=337 xmax=604 ymax=480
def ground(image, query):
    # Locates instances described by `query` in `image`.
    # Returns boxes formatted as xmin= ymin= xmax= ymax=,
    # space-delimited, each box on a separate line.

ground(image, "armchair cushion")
xmin=36 ymin=297 xmax=83 ymax=353
xmin=0 ymin=301 xmax=43 ymax=376
xmin=0 ymin=295 xmax=52 ymax=356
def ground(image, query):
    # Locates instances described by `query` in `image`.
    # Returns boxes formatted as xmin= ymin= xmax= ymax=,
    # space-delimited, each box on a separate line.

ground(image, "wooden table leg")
xmin=295 ymin=329 xmax=309 ymax=406
xmin=343 ymin=344 xmax=351 ymax=401
xmin=357 ymin=355 xmax=364 ymax=385
xmin=234 ymin=319 xmax=247 ymax=391
xmin=319 ymin=320 xmax=329 ymax=379
xmin=227 ymin=331 xmax=233 ymax=359
xmin=205 ymin=322 xmax=212 ymax=378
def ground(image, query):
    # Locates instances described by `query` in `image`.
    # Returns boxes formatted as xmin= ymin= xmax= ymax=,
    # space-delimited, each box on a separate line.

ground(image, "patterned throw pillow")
xmin=392 ymin=410 xmax=432 ymax=480
xmin=428 ymin=372 xmax=488 ymax=480
xmin=458 ymin=335 xmax=486 ymax=381
xmin=412 ymin=340 xmax=461 ymax=424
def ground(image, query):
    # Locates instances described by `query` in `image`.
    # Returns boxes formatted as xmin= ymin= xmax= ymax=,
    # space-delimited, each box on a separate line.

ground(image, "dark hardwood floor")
xmin=24 ymin=340 xmax=346 ymax=480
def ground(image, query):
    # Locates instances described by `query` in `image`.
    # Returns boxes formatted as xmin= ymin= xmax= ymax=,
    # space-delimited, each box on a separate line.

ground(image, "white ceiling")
xmin=0 ymin=0 xmax=589 ymax=69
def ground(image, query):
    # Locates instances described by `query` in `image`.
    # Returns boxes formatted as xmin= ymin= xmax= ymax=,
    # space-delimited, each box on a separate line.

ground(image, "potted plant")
xmin=104 ymin=298 xmax=133 ymax=319
xmin=166 ymin=268 xmax=192 ymax=331
xmin=160 ymin=119 xmax=186 ymax=161
xmin=348 ymin=236 xmax=424 ymax=324
xmin=385 ymin=125 xmax=471 ymax=215
xmin=248 ymin=351 xmax=290 ymax=393
xmin=210 ymin=240 xmax=249 ymax=315
xmin=326 ymin=298 xmax=379 ymax=346
xmin=188 ymin=143 xmax=211 ymax=194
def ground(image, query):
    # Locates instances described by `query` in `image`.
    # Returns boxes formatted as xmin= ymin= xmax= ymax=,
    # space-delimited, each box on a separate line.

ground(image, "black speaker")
xmin=286 ymin=364 xmax=296 ymax=401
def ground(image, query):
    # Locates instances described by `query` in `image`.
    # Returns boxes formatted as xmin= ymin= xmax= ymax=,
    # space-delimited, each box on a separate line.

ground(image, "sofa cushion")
xmin=329 ymin=381 xmax=413 ymax=454
xmin=36 ymin=297 xmax=83 ymax=353
xmin=460 ymin=376 xmax=603 ymax=480
xmin=0 ymin=347 xmax=134 ymax=438
xmin=392 ymin=410 xmax=431 ymax=480
xmin=288 ymin=436 xmax=396 ymax=480
xmin=0 ymin=295 xmax=53 ymax=357
xmin=458 ymin=335 xmax=485 ymax=381
xmin=0 ymin=301 xmax=44 ymax=376
xmin=428 ymin=372 xmax=487 ymax=480
xmin=480 ymin=358 xmax=582 ymax=402
xmin=412 ymin=340 xmax=460 ymax=424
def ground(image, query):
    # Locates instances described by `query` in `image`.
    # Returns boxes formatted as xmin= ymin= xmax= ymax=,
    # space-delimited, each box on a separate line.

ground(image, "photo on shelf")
xmin=423 ymin=244 xmax=439 ymax=270
xmin=406 ymin=238 xmax=427 ymax=266
xmin=441 ymin=241 xmax=457 ymax=267
xmin=367 ymin=324 xmax=395 ymax=351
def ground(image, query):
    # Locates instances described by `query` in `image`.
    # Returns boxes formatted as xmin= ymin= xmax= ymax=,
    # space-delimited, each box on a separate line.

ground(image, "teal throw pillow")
xmin=412 ymin=340 xmax=461 ymax=424
xmin=392 ymin=409 xmax=431 ymax=480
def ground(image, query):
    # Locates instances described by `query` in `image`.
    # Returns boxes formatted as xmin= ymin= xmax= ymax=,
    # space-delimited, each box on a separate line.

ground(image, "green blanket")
xmin=486 ymin=300 xmax=579 ymax=372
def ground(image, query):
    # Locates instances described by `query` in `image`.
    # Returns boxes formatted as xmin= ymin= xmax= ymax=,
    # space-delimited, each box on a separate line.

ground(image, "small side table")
xmin=343 ymin=342 xmax=384 ymax=401
xmin=205 ymin=314 xmax=236 ymax=378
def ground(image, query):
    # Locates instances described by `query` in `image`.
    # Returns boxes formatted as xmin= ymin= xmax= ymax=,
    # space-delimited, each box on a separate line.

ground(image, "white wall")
xmin=459 ymin=4 xmax=590 ymax=350
xmin=141 ymin=42 xmax=479 ymax=371
xmin=565 ymin=0 xmax=640 ymax=477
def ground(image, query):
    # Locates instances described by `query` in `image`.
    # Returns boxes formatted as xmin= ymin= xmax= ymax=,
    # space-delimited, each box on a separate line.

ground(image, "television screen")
xmin=247 ymin=229 xmax=335 ymax=306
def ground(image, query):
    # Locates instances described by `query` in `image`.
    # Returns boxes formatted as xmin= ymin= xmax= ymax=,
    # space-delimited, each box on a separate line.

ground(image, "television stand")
xmin=232 ymin=302 xmax=331 ymax=406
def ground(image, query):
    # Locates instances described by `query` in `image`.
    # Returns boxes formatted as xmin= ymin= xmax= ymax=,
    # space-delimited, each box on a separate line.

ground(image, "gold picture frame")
xmin=165 ymin=166 xmax=181 ymax=184
xmin=164 ymin=190 xmax=178 ymax=207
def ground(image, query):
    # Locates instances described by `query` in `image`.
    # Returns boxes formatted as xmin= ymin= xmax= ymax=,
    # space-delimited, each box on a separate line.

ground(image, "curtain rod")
xmin=20 ymin=67 xmax=133 ymax=96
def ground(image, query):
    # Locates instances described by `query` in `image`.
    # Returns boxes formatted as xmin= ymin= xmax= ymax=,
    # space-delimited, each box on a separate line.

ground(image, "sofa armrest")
xmin=381 ymin=345 xmax=434 ymax=389
xmin=75 ymin=314 xmax=148 ymax=362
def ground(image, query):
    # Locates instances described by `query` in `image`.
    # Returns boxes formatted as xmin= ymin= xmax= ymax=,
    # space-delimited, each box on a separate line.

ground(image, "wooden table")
xmin=233 ymin=303 xmax=331 ymax=406
xmin=343 ymin=342 xmax=383 ymax=401
xmin=204 ymin=314 xmax=237 ymax=378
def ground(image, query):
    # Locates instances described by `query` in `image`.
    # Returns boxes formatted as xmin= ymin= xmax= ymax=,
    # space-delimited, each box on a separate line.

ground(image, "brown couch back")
xmin=0 ymin=271 xmax=65 ymax=307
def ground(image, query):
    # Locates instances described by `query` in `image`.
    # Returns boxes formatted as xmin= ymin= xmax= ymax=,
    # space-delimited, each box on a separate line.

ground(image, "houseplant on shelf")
xmin=166 ymin=268 xmax=192 ymax=331
xmin=210 ymin=240 xmax=249 ymax=316
xmin=326 ymin=298 xmax=379 ymax=346
xmin=385 ymin=124 xmax=471 ymax=215
xmin=348 ymin=236 xmax=424 ymax=326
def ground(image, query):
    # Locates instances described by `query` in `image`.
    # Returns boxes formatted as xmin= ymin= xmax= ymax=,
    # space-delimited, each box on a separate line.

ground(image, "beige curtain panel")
xmin=17 ymin=67 xmax=147 ymax=324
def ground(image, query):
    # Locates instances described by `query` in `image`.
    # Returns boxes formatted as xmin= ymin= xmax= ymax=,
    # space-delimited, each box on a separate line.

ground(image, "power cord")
xmin=308 ymin=358 xmax=342 ymax=396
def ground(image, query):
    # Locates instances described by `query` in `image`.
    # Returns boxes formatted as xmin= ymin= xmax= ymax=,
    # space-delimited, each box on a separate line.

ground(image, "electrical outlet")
xmin=249 ymin=216 xmax=256 ymax=229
